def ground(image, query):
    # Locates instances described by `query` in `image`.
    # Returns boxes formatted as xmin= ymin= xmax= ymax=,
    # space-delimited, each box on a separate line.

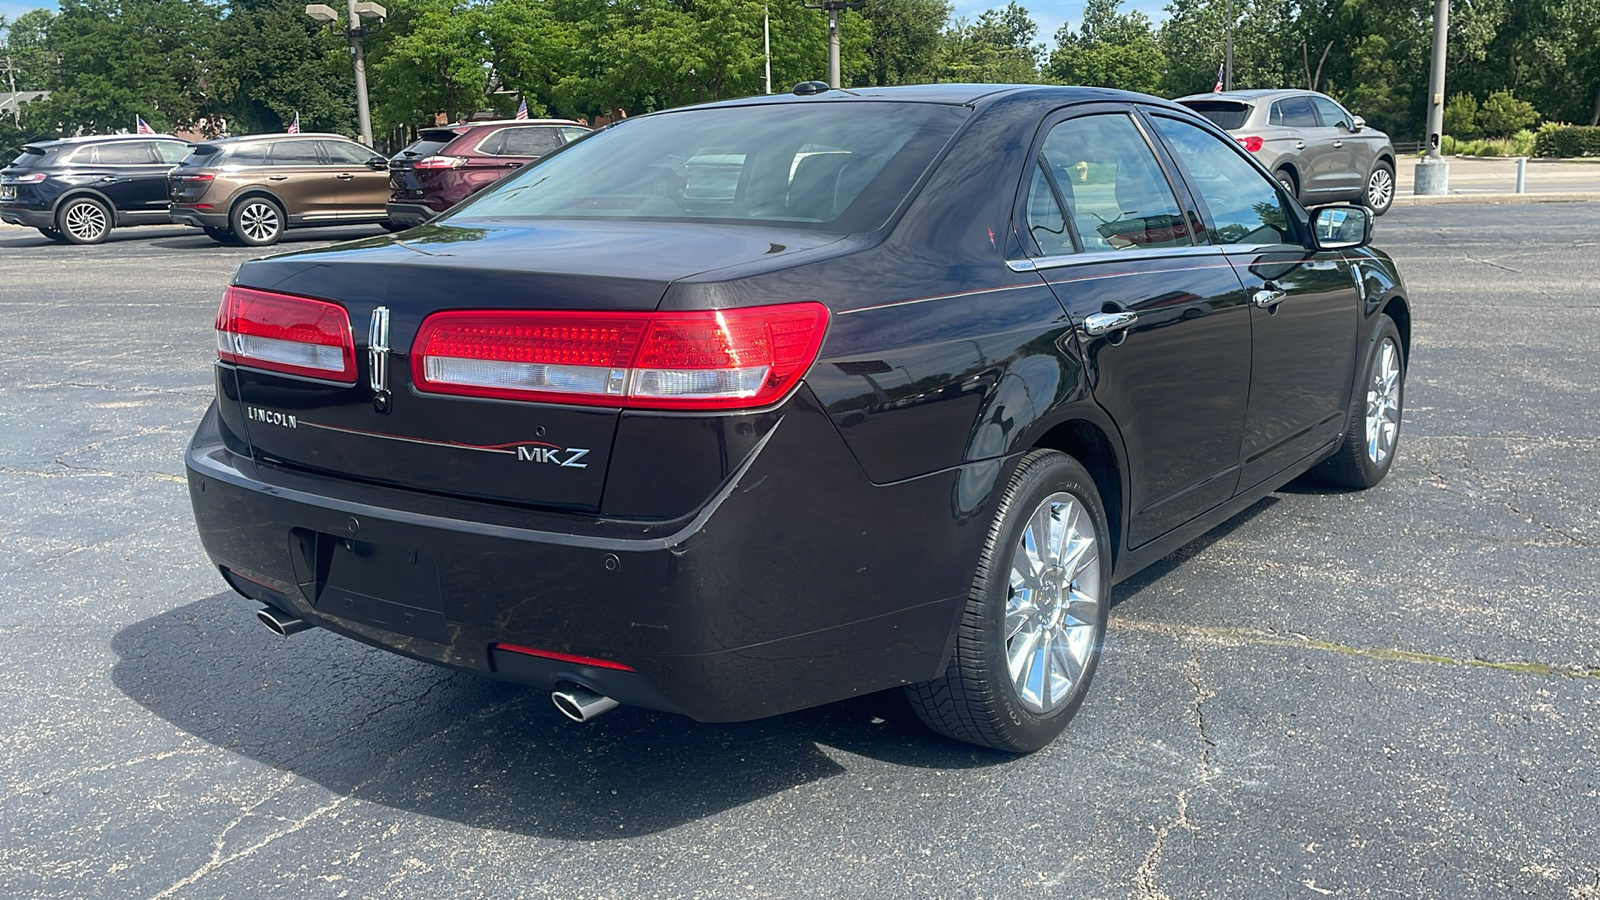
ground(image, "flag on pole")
xmin=287 ymin=111 xmax=300 ymax=134
xmin=1212 ymin=63 xmax=1225 ymax=93
xmin=515 ymin=98 xmax=529 ymax=120
xmin=136 ymin=115 xmax=154 ymax=135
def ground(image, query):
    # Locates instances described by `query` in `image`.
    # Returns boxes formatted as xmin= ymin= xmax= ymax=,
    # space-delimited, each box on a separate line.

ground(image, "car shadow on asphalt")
xmin=110 ymin=593 xmax=1011 ymax=840
xmin=1111 ymin=495 xmax=1281 ymax=604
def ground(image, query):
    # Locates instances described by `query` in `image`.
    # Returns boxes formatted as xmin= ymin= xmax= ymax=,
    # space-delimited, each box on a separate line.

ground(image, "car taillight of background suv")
xmin=385 ymin=119 xmax=590 ymax=227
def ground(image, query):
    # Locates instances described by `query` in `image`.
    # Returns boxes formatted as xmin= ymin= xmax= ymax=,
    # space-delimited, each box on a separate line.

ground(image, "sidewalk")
xmin=1392 ymin=156 xmax=1600 ymax=206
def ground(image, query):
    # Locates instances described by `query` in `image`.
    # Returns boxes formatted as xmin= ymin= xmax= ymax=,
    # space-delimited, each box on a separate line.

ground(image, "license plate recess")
xmin=289 ymin=529 xmax=447 ymax=643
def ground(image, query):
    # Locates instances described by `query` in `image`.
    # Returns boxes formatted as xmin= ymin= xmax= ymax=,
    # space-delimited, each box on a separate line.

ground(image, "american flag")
xmin=515 ymin=98 xmax=528 ymax=120
xmin=136 ymin=115 xmax=154 ymax=135
xmin=287 ymin=111 xmax=300 ymax=134
xmin=1212 ymin=64 xmax=1225 ymax=93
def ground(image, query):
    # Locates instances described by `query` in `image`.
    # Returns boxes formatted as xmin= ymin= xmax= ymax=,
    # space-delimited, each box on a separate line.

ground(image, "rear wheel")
xmin=1275 ymin=167 xmax=1299 ymax=200
xmin=203 ymin=226 xmax=239 ymax=244
xmin=1364 ymin=161 xmax=1395 ymax=215
xmin=57 ymin=197 xmax=112 ymax=244
xmin=231 ymin=197 xmax=285 ymax=246
xmin=905 ymin=450 xmax=1111 ymax=753
xmin=1316 ymin=315 xmax=1404 ymax=488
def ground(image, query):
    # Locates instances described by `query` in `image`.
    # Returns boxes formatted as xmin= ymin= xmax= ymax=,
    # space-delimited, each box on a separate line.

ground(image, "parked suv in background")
xmin=1175 ymin=89 xmax=1397 ymax=214
xmin=386 ymin=119 xmax=589 ymax=226
xmin=167 ymin=133 xmax=392 ymax=246
xmin=2 ymin=134 xmax=190 ymax=243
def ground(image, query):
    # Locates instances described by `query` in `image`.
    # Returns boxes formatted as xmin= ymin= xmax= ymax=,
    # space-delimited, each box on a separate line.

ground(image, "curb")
xmin=1392 ymin=192 xmax=1600 ymax=207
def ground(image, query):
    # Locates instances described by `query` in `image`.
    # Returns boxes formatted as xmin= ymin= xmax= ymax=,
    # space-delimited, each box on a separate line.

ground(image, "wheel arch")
xmin=1273 ymin=162 xmax=1301 ymax=194
xmin=229 ymin=189 xmax=287 ymax=218
xmin=52 ymin=188 xmax=116 ymax=220
xmin=1381 ymin=294 xmax=1411 ymax=363
xmin=1029 ymin=416 xmax=1125 ymax=568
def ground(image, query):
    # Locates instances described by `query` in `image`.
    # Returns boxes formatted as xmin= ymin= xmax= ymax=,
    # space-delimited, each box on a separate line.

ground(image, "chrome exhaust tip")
xmin=551 ymin=685 xmax=619 ymax=722
xmin=257 ymin=606 xmax=315 ymax=637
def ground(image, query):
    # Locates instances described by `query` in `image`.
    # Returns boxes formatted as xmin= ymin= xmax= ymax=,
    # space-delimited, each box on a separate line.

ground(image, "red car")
xmin=385 ymin=119 xmax=590 ymax=227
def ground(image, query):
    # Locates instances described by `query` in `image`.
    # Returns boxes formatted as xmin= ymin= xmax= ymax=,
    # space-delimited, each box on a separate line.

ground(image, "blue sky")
xmin=2 ymin=0 xmax=1171 ymax=59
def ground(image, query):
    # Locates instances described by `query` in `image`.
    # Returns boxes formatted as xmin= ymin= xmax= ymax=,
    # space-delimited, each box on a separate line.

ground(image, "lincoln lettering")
xmin=246 ymin=407 xmax=297 ymax=429
xmin=517 ymin=446 xmax=589 ymax=468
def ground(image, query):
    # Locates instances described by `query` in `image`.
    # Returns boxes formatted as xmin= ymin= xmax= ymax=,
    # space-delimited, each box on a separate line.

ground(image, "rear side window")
xmin=154 ymin=142 xmax=189 ymax=165
xmin=225 ymin=144 xmax=270 ymax=166
xmin=323 ymin=141 xmax=376 ymax=165
xmin=1029 ymin=113 xmax=1190 ymax=254
xmin=561 ymin=127 xmax=589 ymax=142
xmin=93 ymin=142 xmax=155 ymax=165
xmin=1149 ymin=115 xmax=1294 ymax=246
xmin=1269 ymin=97 xmax=1319 ymax=128
xmin=496 ymin=126 xmax=564 ymax=157
xmin=270 ymin=141 xmax=324 ymax=165
xmin=1178 ymin=101 xmax=1252 ymax=131
xmin=454 ymin=102 xmax=969 ymax=232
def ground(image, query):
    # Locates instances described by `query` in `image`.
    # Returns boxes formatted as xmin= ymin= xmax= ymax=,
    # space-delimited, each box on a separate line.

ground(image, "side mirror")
xmin=368 ymin=156 xmax=388 ymax=170
xmin=1312 ymin=205 xmax=1372 ymax=250
xmin=1350 ymin=115 xmax=1366 ymax=132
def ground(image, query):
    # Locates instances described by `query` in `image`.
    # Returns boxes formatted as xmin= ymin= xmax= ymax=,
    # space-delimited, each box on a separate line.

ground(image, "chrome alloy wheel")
xmin=63 ymin=201 xmax=108 ymax=242
xmin=1365 ymin=336 xmax=1402 ymax=466
xmin=1367 ymin=167 xmax=1394 ymax=210
xmin=1005 ymin=492 xmax=1103 ymax=715
xmin=238 ymin=201 xmax=281 ymax=243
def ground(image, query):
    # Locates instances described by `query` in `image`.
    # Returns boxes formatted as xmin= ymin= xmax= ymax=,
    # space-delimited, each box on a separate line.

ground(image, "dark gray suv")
xmin=1 ymin=134 xmax=190 ymax=243
xmin=1176 ymin=89 xmax=1397 ymax=215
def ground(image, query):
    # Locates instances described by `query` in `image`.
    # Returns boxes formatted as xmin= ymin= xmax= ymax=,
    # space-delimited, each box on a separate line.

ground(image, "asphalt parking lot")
xmin=1 ymin=210 xmax=1597 ymax=899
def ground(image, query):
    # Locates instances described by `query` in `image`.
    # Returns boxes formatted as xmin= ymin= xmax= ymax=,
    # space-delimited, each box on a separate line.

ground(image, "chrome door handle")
xmin=1295 ymin=141 xmax=1305 ymax=150
xmin=268 ymin=175 xmax=288 ymax=181
xmin=1333 ymin=140 xmax=1343 ymax=148
xmin=336 ymin=173 xmax=355 ymax=181
xmin=1252 ymin=289 xmax=1288 ymax=309
xmin=1081 ymin=310 xmax=1138 ymax=336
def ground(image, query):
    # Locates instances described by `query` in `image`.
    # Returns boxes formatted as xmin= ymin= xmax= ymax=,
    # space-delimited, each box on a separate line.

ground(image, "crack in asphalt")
xmin=1132 ymin=641 xmax=1215 ymax=900
xmin=1112 ymin=618 xmax=1600 ymax=681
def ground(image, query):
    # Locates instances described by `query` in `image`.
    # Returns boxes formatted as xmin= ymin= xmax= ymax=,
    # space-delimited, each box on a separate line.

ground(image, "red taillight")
xmin=493 ymin=643 xmax=636 ymax=672
xmin=215 ymin=285 xmax=357 ymax=383
xmin=174 ymin=173 xmax=215 ymax=182
xmin=1237 ymin=135 xmax=1264 ymax=152
xmin=10 ymin=172 xmax=46 ymax=184
xmin=412 ymin=302 xmax=830 ymax=410
xmin=412 ymin=155 xmax=466 ymax=170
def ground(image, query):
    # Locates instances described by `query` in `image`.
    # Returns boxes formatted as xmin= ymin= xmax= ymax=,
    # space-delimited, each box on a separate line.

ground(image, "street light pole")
xmin=805 ymin=0 xmax=861 ymax=90
xmin=764 ymin=6 xmax=772 ymax=94
xmin=348 ymin=0 xmax=373 ymax=146
xmin=1224 ymin=0 xmax=1233 ymax=91
xmin=1415 ymin=0 xmax=1450 ymax=194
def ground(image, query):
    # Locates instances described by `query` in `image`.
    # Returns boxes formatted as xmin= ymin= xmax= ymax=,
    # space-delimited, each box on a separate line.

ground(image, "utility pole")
xmin=764 ymin=6 xmax=772 ymax=94
xmin=1414 ymin=0 xmax=1449 ymax=194
xmin=305 ymin=1 xmax=386 ymax=147
xmin=805 ymin=0 xmax=861 ymax=90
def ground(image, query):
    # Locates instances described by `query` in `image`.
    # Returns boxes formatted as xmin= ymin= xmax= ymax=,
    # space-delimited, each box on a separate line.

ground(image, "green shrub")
xmin=1477 ymin=90 xmax=1539 ymax=137
xmin=1439 ymin=134 xmax=1459 ymax=155
xmin=1532 ymin=125 xmax=1600 ymax=157
xmin=1508 ymin=129 xmax=1535 ymax=157
xmin=1443 ymin=93 xmax=1479 ymax=138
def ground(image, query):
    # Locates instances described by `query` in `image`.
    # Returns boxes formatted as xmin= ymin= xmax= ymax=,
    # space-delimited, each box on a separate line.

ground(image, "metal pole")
xmin=1424 ymin=0 xmax=1447 ymax=160
xmin=1224 ymin=0 xmax=1233 ymax=91
xmin=764 ymin=7 xmax=772 ymax=94
xmin=1516 ymin=157 xmax=1527 ymax=193
xmin=348 ymin=0 xmax=373 ymax=147
xmin=827 ymin=7 xmax=841 ymax=89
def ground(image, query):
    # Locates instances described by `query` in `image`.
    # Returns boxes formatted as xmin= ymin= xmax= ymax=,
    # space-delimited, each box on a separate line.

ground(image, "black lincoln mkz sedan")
xmin=186 ymin=84 xmax=1409 ymax=752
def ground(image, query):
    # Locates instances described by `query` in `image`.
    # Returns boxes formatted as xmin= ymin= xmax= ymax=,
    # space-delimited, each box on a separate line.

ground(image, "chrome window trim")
xmin=1009 ymin=243 xmax=1267 ymax=273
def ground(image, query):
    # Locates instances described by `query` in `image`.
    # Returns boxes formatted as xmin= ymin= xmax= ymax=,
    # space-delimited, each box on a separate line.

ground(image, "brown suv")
xmin=167 ymin=133 xmax=393 ymax=246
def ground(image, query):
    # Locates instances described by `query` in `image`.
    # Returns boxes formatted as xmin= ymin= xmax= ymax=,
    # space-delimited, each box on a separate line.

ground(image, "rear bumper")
xmin=185 ymin=389 xmax=994 ymax=722
xmin=385 ymin=202 xmax=439 ymax=227
xmin=1 ymin=205 xmax=53 ymax=228
xmin=169 ymin=206 xmax=228 ymax=229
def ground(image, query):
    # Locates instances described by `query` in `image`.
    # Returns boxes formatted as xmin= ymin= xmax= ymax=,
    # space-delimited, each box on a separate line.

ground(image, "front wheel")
xmin=37 ymin=227 xmax=67 ymax=242
xmin=57 ymin=197 xmax=112 ymax=244
xmin=230 ymin=197 xmax=285 ymax=246
xmin=1315 ymin=315 xmax=1404 ymax=488
xmin=905 ymin=450 xmax=1111 ymax=753
xmin=1364 ymin=161 xmax=1395 ymax=216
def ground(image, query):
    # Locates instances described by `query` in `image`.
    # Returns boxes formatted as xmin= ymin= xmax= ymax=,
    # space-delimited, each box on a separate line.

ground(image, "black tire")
xmin=381 ymin=220 xmax=409 ymax=233
xmin=203 ymin=226 xmax=240 ymax=244
xmin=56 ymin=197 xmax=113 ymax=244
xmin=1363 ymin=160 xmax=1395 ymax=216
xmin=905 ymin=449 xmax=1112 ymax=753
xmin=36 ymin=227 xmax=67 ymax=242
xmin=1315 ymin=315 xmax=1404 ymax=489
xmin=1275 ymin=167 xmax=1299 ymax=201
xmin=230 ymin=196 xmax=285 ymax=246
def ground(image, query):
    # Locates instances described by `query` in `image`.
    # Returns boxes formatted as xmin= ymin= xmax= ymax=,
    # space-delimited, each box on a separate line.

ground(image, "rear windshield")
xmin=9 ymin=146 xmax=57 ymax=168
xmin=452 ymin=102 xmax=970 ymax=232
xmin=1178 ymin=101 xmax=1253 ymax=131
xmin=394 ymin=130 xmax=461 ymax=160
xmin=177 ymin=145 xmax=222 ymax=168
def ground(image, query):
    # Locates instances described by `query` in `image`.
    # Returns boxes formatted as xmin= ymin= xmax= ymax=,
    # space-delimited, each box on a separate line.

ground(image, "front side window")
xmin=1033 ymin=113 xmax=1190 ymax=254
xmin=1310 ymin=97 xmax=1354 ymax=131
xmin=453 ymin=102 xmax=969 ymax=232
xmin=1150 ymin=115 xmax=1294 ymax=246
xmin=323 ymin=141 xmax=376 ymax=165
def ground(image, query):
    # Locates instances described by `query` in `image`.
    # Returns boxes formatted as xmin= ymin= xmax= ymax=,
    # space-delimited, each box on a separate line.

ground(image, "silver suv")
xmin=1175 ymin=89 xmax=1396 ymax=215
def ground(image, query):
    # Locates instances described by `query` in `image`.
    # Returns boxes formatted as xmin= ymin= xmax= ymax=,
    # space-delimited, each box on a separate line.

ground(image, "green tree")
xmin=30 ymin=0 xmax=220 ymax=135
xmin=939 ymin=2 xmax=1043 ymax=83
xmin=1442 ymin=92 xmax=1479 ymax=138
xmin=1 ymin=10 xmax=58 ymax=93
xmin=860 ymin=0 xmax=951 ymax=86
xmin=1476 ymin=89 xmax=1538 ymax=136
xmin=366 ymin=0 xmax=493 ymax=130
xmin=211 ymin=0 xmax=357 ymax=136
xmin=1047 ymin=0 xmax=1164 ymax=94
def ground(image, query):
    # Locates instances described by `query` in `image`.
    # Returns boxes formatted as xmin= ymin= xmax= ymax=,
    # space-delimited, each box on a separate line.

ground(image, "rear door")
xmin=88 ymin=141 xmax=170 ymax=215
xmin=1023 ymin=106 xmax=1252 ymax=549
xmin=1277 ymin=95 xmax=1341 ymax=199
xmin=321 ymin=139 xmax=389 ymax=218
xmin=1146 ymin=112 xmax=1360 ymax=491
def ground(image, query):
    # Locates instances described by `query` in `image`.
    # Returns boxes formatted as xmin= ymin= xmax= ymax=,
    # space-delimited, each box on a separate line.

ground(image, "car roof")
xmin=194 ymin=133 xmax=364 ymax=146
xmin=666 ymin=83 xmax=1190 ymax=115
xmin=25 ymin=133 xmax=185 ymax=149
xmin=1174 ymin=89 xmax=1324 ymax=104
xmin=444 ymin=119 xmax=587 ymax=129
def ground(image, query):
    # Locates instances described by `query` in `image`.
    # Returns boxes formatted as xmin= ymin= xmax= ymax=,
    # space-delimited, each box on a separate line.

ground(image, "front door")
xmin=1146 ymin=112 xmax=1361 ymax=491
xmin=1021 ymin=108 xmax=1252 ymax=549
xmin=320 ymin=139 xmax=390 ymax=220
